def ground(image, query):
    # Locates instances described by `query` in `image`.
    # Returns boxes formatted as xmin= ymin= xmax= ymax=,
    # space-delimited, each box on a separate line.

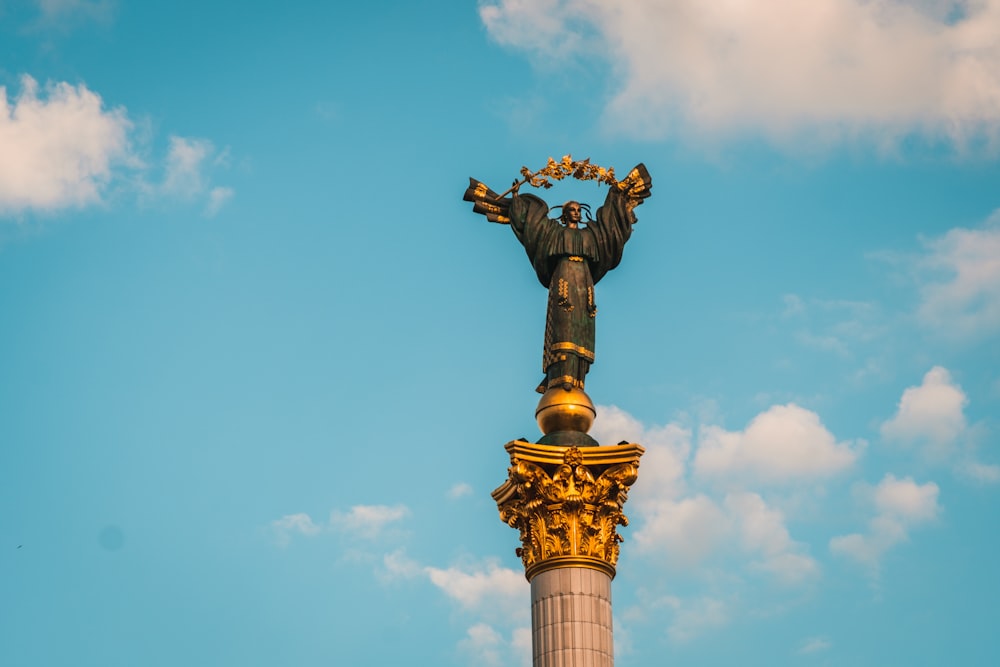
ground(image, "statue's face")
xmin=563 ymin=202 xmax=582 ymax=228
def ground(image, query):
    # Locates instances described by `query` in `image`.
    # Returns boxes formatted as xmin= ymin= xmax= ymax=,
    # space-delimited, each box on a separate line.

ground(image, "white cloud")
xmin=270 ymin=512 xmax=321 ymax=547
xmin=594 ymin=405 xmax=691 ymax=501
xmin=424 ymin=560 xmax=527 ymax=614
xmin=458 ymin=624 xmax=504 ymax=667
xmin=635 ymin=494 xmax=730 ymax=567
xmin=881 ymin=366 xmax=967 ymax=458
xmin=0 ymin=76 xmax=233 ymax=219
xmin=380 ymin=549 xmax=423 ymax=581
xmin=153 ymin=136 xmax=234 ymax=215
xmin=161 ymin=136 xmax=212 ymax=197
xmin=384 ymin=551 xmax=529 ymax=665
xmin=958 ymin=460 xmax=1000 ymax=483
xmin=448 ymin=482 xmax=474 ymax=499
xmin=0 ymin=75 xmax=132 ymax=214
xmin=830 ymin=474 xmax=940 ymax=572
xmin=329 ymin=504 xmax=410 ymax=539
xmin=694 ymin=404 xmax=860 ymax=485
xmin=725 ymin=492 xmax=819 ymax=585
xmin=510 ymin=627 xmax=532 ymax=667
xmin=915 ymin=215 xmax=1000 ymax=337
xmin=205 ymin=186 xmax=234 ymax=217
xmin=873 ymin=473 xmax=941 ymax=521
xmin=456 ymin=623 xmax=530 ymax=667
xmin=480 ymin=0 xmax=1000 ymax=153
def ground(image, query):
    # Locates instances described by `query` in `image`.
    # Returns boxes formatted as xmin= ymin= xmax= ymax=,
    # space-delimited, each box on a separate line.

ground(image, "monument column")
xmin=464 ymin=157 xmax=652 ymax=667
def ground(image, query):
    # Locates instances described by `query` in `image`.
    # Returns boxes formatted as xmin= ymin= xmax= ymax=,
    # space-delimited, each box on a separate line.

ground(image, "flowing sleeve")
xmin=509 ymin=192 xmax=560 ymax=287
xmin=588 ymin=163 xmax=652 ymax=284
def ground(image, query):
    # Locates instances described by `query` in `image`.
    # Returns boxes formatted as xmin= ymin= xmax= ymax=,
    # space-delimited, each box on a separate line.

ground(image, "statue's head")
xmin=560 ymin=201 xmax=583 ymax=228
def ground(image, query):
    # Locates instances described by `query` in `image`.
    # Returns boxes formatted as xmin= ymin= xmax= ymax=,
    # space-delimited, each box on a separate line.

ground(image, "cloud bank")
xmin=481 ymin=0 xmax=1000 ymax=152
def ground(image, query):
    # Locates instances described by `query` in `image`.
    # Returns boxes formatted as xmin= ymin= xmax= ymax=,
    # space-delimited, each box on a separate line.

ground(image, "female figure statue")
xmin=464 ymin=163 xmax=651 ymax=396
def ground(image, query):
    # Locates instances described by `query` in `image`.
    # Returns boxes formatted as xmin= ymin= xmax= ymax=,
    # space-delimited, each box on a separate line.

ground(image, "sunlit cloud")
xmin=694 ymin=404 xmax=861 ymax=485
xmin=0 ymin=75 xmax=233 ymax=219
xmin=480 ymin=0 xmax=1000 ymax=154
xmin=0 ymin=76 xmax=132 ymax=214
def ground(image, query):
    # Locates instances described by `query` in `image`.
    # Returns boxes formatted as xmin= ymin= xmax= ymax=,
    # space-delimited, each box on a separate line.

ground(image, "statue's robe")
xmin=508 ymin=186 xmax=637 ymax=392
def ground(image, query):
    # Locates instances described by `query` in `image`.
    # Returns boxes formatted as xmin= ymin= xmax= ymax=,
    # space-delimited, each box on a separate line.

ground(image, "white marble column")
xmin=530 ymin=567 xmax=614 ymax=667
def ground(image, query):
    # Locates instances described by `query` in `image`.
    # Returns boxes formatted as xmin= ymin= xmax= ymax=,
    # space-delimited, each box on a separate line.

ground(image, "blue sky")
xmin=1 ymin=1 xmax=999 ymax=665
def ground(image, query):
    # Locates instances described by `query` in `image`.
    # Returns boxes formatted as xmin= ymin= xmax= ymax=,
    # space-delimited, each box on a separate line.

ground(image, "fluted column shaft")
xmin=531 ymin=567 xmax=613 ymax=667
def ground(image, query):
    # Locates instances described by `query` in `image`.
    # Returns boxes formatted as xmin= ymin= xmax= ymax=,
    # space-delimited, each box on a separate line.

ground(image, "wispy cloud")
xmin=268 ymin=503 xmax=410 ymax=546
xmin=665 ymin=596 xmax=729 ymax=643
xmin=383 ymin=551 xmax=529 ymax=666
xmin=448 ymin=482 xmax=473 ymax=499
xmin=797 ymin=636 xmax=833 ymax=655
xmin=147 ymin=135 xmax=234 ymax=216
xmin=914 ymin=213 xmax=1000 ymax=338
xmin=830 ymin=474 xmax=940 ymax=575
xmin=34 ymin=0 xmax=114 ymax=25
xmin=480 ymin=0 xmax=1000 ymax=154
xmin=329 ymin=504 xmax=410 ymax=539
xmin=269 ymin=512 xmax=321 ymax=547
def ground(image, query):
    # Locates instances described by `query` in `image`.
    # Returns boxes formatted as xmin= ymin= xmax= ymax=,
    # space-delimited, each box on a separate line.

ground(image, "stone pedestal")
xmin=531 ymin=567 xmax=614 ymax=667
xmin=493 ymin=439 xmax=643 ymax=667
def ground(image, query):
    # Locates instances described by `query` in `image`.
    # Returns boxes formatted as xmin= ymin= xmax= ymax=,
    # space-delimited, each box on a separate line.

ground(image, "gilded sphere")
xmin=535 ymin=387 xmax=596 ymax=434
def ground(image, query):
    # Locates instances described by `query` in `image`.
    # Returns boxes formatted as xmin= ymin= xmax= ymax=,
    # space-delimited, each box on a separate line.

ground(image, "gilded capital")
xmin=492 ymin=441 xmax=644 ymax=580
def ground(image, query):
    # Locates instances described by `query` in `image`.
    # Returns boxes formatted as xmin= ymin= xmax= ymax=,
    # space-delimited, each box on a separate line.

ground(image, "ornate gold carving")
xmin=567 ymin=255 xmax=584 ymax=262
xmin=616 ymin=165 xmax=651 ymax=214
xmin=493 ymin=442 xmax=644 ymax=580
xmin=519 ymin=155 xmax=619 ymax=190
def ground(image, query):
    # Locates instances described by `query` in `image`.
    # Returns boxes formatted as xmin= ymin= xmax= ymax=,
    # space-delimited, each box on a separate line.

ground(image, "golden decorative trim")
xmin=556 ymin=279 xmax=573 ymax=312
xmin=549 ymin=342 xmax=595 ymax=361
xmin=493 ymin=443 xmax=644 ymax=581
xmin=567 ymin=256 xmax=584 ymax=262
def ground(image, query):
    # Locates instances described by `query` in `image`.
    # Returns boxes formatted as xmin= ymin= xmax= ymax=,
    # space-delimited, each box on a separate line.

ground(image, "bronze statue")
xmin=464 ymin=158 xmax=652 ymax=404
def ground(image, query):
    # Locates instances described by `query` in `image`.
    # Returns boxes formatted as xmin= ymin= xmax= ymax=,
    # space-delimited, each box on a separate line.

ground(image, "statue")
xmin=464 ymin=157 xmax=651 ymax=441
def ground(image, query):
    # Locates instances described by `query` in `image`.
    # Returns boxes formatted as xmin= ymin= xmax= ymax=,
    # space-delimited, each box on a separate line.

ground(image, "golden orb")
xmin=535 ymin=386 xmax=596 ymax=434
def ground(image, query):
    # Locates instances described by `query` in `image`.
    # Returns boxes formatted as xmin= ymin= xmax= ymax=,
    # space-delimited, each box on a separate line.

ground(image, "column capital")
xmin=493 ymin=440 xmax=644 ymax=581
